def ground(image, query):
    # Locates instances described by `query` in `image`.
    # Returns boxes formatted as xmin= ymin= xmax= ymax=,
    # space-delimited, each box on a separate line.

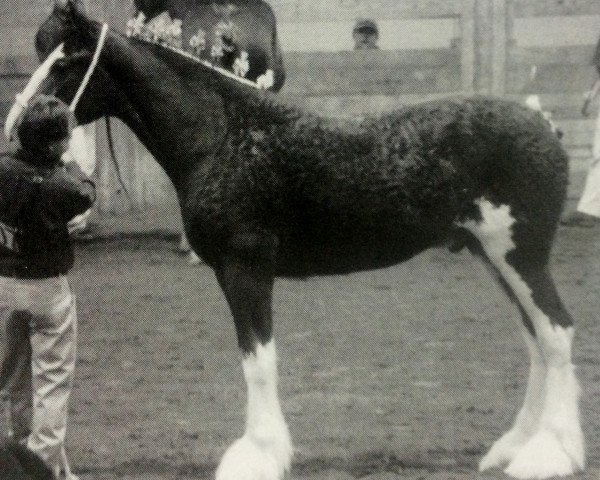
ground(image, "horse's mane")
xmin=132 ymin=37 xmax=301 ymax=130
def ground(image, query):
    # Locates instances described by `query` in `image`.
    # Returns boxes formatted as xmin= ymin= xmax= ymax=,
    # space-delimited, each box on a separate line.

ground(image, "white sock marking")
xmin=216 ymin=341 xmax=292 ymax=480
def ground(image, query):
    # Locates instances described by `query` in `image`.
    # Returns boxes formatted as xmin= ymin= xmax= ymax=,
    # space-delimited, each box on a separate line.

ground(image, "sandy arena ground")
xmin=43 ymin=211 xmax=598 ymax=480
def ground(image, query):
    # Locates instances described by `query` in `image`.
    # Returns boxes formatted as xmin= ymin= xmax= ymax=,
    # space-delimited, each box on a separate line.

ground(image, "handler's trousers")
xmin=0 ymin=275 xmax=77 ymax=478
xmin=578 ymin=105 xmax=600 ymax=217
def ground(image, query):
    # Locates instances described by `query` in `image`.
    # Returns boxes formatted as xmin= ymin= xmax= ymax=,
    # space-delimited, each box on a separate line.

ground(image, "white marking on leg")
xmin=460 ymin=198 xmax=584 ymax=478
xmin=511 ymin=331 xmax=546 ymax=436
xmin=479 ymin=328 xmax=546 ymax=471
xmin=216 ymin=340 xmax=292 ymax=480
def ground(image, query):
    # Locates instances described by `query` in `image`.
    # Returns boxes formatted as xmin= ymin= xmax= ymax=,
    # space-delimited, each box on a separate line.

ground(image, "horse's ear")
xmin=55 ymin=0 xmax=86 ymax=15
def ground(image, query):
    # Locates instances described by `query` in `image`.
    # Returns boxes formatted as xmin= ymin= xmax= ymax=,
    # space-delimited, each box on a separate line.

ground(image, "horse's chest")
xmin=184 ymin=152 xmax=280 ymax=227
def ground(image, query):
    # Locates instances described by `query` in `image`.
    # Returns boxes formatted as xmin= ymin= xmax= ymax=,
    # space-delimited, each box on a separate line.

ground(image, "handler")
xmin=0 ymin=94 xmax=96 ymax=480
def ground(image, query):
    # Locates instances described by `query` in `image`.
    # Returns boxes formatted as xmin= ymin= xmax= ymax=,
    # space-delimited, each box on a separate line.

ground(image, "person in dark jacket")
xmin=0 ymin=94 xmax=95 ymax=480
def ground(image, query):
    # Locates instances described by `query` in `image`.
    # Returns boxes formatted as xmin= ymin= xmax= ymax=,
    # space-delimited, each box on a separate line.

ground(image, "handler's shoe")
xmin=59 ymin=474 xmax=79 ymax=480
xmin=57 ymin=467 xmax=79 ymax=480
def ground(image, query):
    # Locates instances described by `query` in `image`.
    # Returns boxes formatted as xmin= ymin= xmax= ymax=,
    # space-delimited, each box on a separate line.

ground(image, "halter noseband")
xmin=4 ymin=23 xmax=109 ymax=140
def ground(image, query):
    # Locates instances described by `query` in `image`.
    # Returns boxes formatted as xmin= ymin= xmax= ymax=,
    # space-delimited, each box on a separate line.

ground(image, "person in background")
xmin=0 ymin=94 xmax=96 ymax=480
xmin=353 ymin=19 xmax=380 ymax=50
xmin=562 ymin=34 xmax=600 ymax=227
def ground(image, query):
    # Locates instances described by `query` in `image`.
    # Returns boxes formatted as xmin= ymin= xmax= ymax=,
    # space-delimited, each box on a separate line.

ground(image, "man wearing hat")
xmin=353 ymin=19 xmax=380 ymax=50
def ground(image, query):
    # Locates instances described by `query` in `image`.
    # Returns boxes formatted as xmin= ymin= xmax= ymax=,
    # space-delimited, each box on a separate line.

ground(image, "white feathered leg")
xmin=479 ymin=328 xmax=546 ymax=471
xmin=216 ymin=341 xmax=292 ymax=480
xmin=504 ymin=327 xmax=584 ymax=479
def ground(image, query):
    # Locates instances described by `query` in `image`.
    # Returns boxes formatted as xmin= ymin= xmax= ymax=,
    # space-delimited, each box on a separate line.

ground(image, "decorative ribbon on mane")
xmin=3 ymin=23 xmax=110 ymax=140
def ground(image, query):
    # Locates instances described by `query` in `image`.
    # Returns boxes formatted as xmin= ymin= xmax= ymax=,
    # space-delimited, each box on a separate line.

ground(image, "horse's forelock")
xmin=36 ymin=0 xmax=91 ymax=61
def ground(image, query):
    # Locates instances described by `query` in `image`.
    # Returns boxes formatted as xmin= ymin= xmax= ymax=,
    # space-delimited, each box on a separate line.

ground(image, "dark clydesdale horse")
xmin=7 ymin=2 xmax=585 ymax=479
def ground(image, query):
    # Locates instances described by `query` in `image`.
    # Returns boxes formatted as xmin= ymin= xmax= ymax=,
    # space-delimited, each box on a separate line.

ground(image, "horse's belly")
xmin=275 ymin=227 xmax=442 ymax=277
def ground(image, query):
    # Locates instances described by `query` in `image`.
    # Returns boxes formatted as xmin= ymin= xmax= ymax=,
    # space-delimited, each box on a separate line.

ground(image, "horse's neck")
xmin=104 ymin=34 xmax=228 ymax=187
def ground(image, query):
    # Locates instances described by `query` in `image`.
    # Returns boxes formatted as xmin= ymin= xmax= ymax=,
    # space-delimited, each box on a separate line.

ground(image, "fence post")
xmin=461 ymin=0 xmax=510 ymax=95
xmin=491 ymin=0 xmax=508 ymax=95
xmin=461 ymin=0 xmax=476 ymax=93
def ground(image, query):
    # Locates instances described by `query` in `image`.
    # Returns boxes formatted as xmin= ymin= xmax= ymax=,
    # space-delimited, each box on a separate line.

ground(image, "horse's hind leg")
xmin=462 ymin=199 xmax=584 ymax=479
xmin=213 ymin=234 xmax=292 ymax=480
xmin=500 ymin=269 xmax=584 ymax=479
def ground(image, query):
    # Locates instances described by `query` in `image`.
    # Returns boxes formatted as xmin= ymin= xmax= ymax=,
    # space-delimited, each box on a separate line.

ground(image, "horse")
xmin=9 ymin=2 xmax=585 ymax=479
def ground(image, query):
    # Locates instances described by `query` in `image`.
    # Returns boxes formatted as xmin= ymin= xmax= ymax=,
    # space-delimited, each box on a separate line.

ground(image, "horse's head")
xmin=36 ymin=0 xmax=129 ymax=122
xmin=5 ymin=0 xmax=129 ymax=139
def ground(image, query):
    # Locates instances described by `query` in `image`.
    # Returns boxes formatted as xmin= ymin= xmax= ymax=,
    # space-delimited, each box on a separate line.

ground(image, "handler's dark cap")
xmin=353 ymin=19 xmax=379 ymax=35
xmin=17 ymin=94 xmax=74 ymax=155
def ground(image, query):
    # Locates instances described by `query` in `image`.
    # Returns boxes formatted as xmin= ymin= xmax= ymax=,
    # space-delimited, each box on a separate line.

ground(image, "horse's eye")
xmin=53 ymin=59 xmax=68 ymax=71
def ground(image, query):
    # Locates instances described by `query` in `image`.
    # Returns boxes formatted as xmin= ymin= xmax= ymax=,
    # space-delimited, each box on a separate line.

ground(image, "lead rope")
xmin=105 ymin=116 xmax=134 ymax=207
xmin=2 ymin=395 xmax=13 ymax=438
xmin=69 ymin=23 xmax=109 ymax=112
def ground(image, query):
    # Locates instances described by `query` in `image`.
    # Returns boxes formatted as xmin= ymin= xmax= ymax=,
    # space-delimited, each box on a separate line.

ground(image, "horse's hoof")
xmin=504 ymin=429 xmax=584 ymax=479
xmin=479 ymin=429 xmax=528 ymax=472
xmin=216 ymin=434 xmax=291 ymax=480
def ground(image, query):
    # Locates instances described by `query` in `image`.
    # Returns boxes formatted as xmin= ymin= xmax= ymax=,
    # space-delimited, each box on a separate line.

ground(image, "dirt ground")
xmin=46 ymin=215 xmax=599 ymax=480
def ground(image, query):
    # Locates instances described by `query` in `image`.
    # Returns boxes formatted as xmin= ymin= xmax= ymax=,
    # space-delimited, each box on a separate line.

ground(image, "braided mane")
xmin=137 ymin=38 xmax=300 ymax=130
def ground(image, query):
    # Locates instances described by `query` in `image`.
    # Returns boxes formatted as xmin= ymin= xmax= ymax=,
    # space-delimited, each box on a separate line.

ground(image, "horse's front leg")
xmin=214 ymin=234 xmax=292 ymax=480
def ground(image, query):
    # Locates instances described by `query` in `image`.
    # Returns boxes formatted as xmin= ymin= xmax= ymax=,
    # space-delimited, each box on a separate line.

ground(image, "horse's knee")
xmin=229 ymin=232 xmax=279 ymax=264
xmin=216 ymin=234 xmax=278 ymax=353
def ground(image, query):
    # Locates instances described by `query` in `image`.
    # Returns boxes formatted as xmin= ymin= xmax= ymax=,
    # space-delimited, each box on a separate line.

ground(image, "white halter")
xmin=4 ymin=23 xmax=109 ymax=141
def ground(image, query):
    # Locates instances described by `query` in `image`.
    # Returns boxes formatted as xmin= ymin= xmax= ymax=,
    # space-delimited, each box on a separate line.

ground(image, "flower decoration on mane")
xmin=126 ymin=12 xmax=147 ymax=38
xmin=190 ymin=28 xmax=207 ymax=56
xmin=126 ymin=10 xmax=264 ymax=86
xmin=233 ymin=51 xmax=250 ymax=78
xmin=127 ymin=12 xmax=182 ymax=49
xmin=211 ymin=20 xmax=240 ymax=60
